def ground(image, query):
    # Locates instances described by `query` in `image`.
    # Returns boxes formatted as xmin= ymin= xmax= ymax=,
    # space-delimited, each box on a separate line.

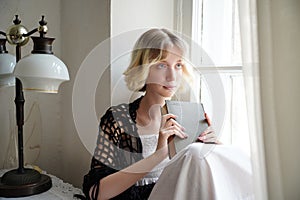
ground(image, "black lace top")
xmin=82 ymin=96 xmax=155 ymax=200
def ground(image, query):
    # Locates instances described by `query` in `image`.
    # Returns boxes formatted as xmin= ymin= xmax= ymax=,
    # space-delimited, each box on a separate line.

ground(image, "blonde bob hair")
xmin=123 ymin=28 xmax=192 ymax=92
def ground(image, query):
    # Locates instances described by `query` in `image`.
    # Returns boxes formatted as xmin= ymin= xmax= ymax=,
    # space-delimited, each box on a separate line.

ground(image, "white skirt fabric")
xmin=149 ymin=143 xmax=254 ymax=200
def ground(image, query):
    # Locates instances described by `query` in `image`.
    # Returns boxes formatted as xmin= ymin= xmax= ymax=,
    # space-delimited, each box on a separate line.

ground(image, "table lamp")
xmin=0 ymin=39 xmax=16 ymax=87
xmin=0 ymin=15 xmax=69 ymax=197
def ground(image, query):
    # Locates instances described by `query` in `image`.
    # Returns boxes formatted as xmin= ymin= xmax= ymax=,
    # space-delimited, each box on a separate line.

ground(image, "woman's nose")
xmin=166 ymin=68 xmax=176 ymax=82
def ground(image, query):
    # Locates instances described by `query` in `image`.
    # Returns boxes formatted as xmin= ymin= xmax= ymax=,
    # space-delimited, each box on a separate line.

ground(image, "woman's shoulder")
xmin=103 ymin=102 xmax=130 ymax=118
xmin=101 ymin=96 xmax=143 ymax=122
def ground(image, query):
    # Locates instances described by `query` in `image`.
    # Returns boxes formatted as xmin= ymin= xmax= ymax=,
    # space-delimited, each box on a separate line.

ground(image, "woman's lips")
xmin=163 ymin=85 xmax=176 ymax=90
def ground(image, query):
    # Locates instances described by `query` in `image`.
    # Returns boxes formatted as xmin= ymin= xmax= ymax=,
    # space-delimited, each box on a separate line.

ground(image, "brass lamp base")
xmin=0 ymin=168 xmax=52 ymax=197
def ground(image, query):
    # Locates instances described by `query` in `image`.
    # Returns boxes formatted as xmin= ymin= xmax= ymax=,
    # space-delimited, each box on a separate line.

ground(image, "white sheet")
xmin=149 ymin=143 xmax=254 ymax=200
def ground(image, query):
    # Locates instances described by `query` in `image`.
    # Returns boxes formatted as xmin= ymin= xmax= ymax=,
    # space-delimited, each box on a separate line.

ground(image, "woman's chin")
xmin=161 ymin=91 xmax=176 ymax=98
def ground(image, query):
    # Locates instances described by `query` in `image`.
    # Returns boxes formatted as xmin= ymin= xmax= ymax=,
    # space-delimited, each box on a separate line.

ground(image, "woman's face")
xmin=145 ymin=46 xmax=183 ymax=98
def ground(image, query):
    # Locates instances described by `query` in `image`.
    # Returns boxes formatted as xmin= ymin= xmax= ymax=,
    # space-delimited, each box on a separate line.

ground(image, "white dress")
xmin=135 ymin=134 xmax=170 ymax=186
xmin=149 ymin=143 xmax=254 ymax=200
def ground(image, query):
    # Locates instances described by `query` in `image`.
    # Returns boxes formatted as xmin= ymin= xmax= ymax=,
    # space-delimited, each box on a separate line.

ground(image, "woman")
xmin=82 ymin=28 xmax=218 ymax=200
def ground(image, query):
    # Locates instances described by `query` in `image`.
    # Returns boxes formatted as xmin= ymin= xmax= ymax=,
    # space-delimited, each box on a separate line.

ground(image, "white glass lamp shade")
xmin=0 ymin=53 xmax=16 ymax=87
xmin=13 ymin=54 xmax=69 ymax=93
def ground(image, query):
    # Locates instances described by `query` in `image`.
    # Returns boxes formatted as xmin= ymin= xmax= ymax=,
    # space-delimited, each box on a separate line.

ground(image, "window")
xmin=177 ymin=0 xmax=250 ymax=154
xmin=192 ymin=0 xmax=242 ymax=66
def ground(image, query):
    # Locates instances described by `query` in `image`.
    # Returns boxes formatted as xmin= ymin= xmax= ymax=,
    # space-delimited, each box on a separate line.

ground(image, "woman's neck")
xmin=142 ymin=92 xmax=165 ymax=108
xmin=136 ymin=93 xmax=165 ymax=128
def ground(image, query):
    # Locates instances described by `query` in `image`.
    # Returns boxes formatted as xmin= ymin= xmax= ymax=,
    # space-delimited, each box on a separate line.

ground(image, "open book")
xmin=164 ymin=100 xmax=209 ymax=159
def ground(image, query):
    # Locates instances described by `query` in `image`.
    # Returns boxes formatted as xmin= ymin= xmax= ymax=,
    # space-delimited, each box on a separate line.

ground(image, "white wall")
xmin=257 ymin=0 xmax=300 ymax=199
xmin=60 ymin=0 xmax=111 ymax=187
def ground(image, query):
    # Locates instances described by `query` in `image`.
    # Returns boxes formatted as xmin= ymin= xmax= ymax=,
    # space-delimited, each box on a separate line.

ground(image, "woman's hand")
xmin=156 ymin=114 xmax=187 ymax=152
xmin=197 ymin=113 xmax=221 ymax=144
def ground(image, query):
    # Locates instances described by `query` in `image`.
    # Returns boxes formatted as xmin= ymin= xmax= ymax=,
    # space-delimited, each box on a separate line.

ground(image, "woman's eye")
xmin=175 ymin=63 xmax=183 ymax=69
xmin=158 ymin=63 xmax=167 ymax=69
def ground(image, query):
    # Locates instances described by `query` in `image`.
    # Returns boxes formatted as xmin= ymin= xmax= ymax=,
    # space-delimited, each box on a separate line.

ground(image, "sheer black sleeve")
xmin=82 ymin=101 xmax=144 ymax=200
xmin=82 ymin=107 xmax=122 ymax=199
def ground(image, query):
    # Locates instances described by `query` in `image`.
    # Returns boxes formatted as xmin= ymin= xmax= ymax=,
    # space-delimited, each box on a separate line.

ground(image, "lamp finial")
xmin=38 ymin=15 xmax=48 ymax=37
xmin=13 ymin=15 xmax=21 ymax=25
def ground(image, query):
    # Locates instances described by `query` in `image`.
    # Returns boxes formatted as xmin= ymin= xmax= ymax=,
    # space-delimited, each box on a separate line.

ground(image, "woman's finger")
xmin=162 ymin=113 xmax=177 ymax=122
xmin=164 ymin=125 xmax=187 ymax=139
xmin=199 ymin=126 xmax=213 ymax=137
xmin=197 ymin=126 xmax=218 ymax=142
xmin=205 ymin=113 xmax=212 ymax=126
xmin=166 ymin=118 xmax=185 ymax=131
xmin=197 ymin=135 xmax=216 ymax=143
xmin=161 ymin=113 xmax=177 ymax=127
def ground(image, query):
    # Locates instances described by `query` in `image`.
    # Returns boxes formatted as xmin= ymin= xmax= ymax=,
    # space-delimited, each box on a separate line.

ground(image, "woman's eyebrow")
xmin=158 ymin=60 xmax=167 ymax=63
xmin=157 ymin=59 xmax=183 ymax=64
